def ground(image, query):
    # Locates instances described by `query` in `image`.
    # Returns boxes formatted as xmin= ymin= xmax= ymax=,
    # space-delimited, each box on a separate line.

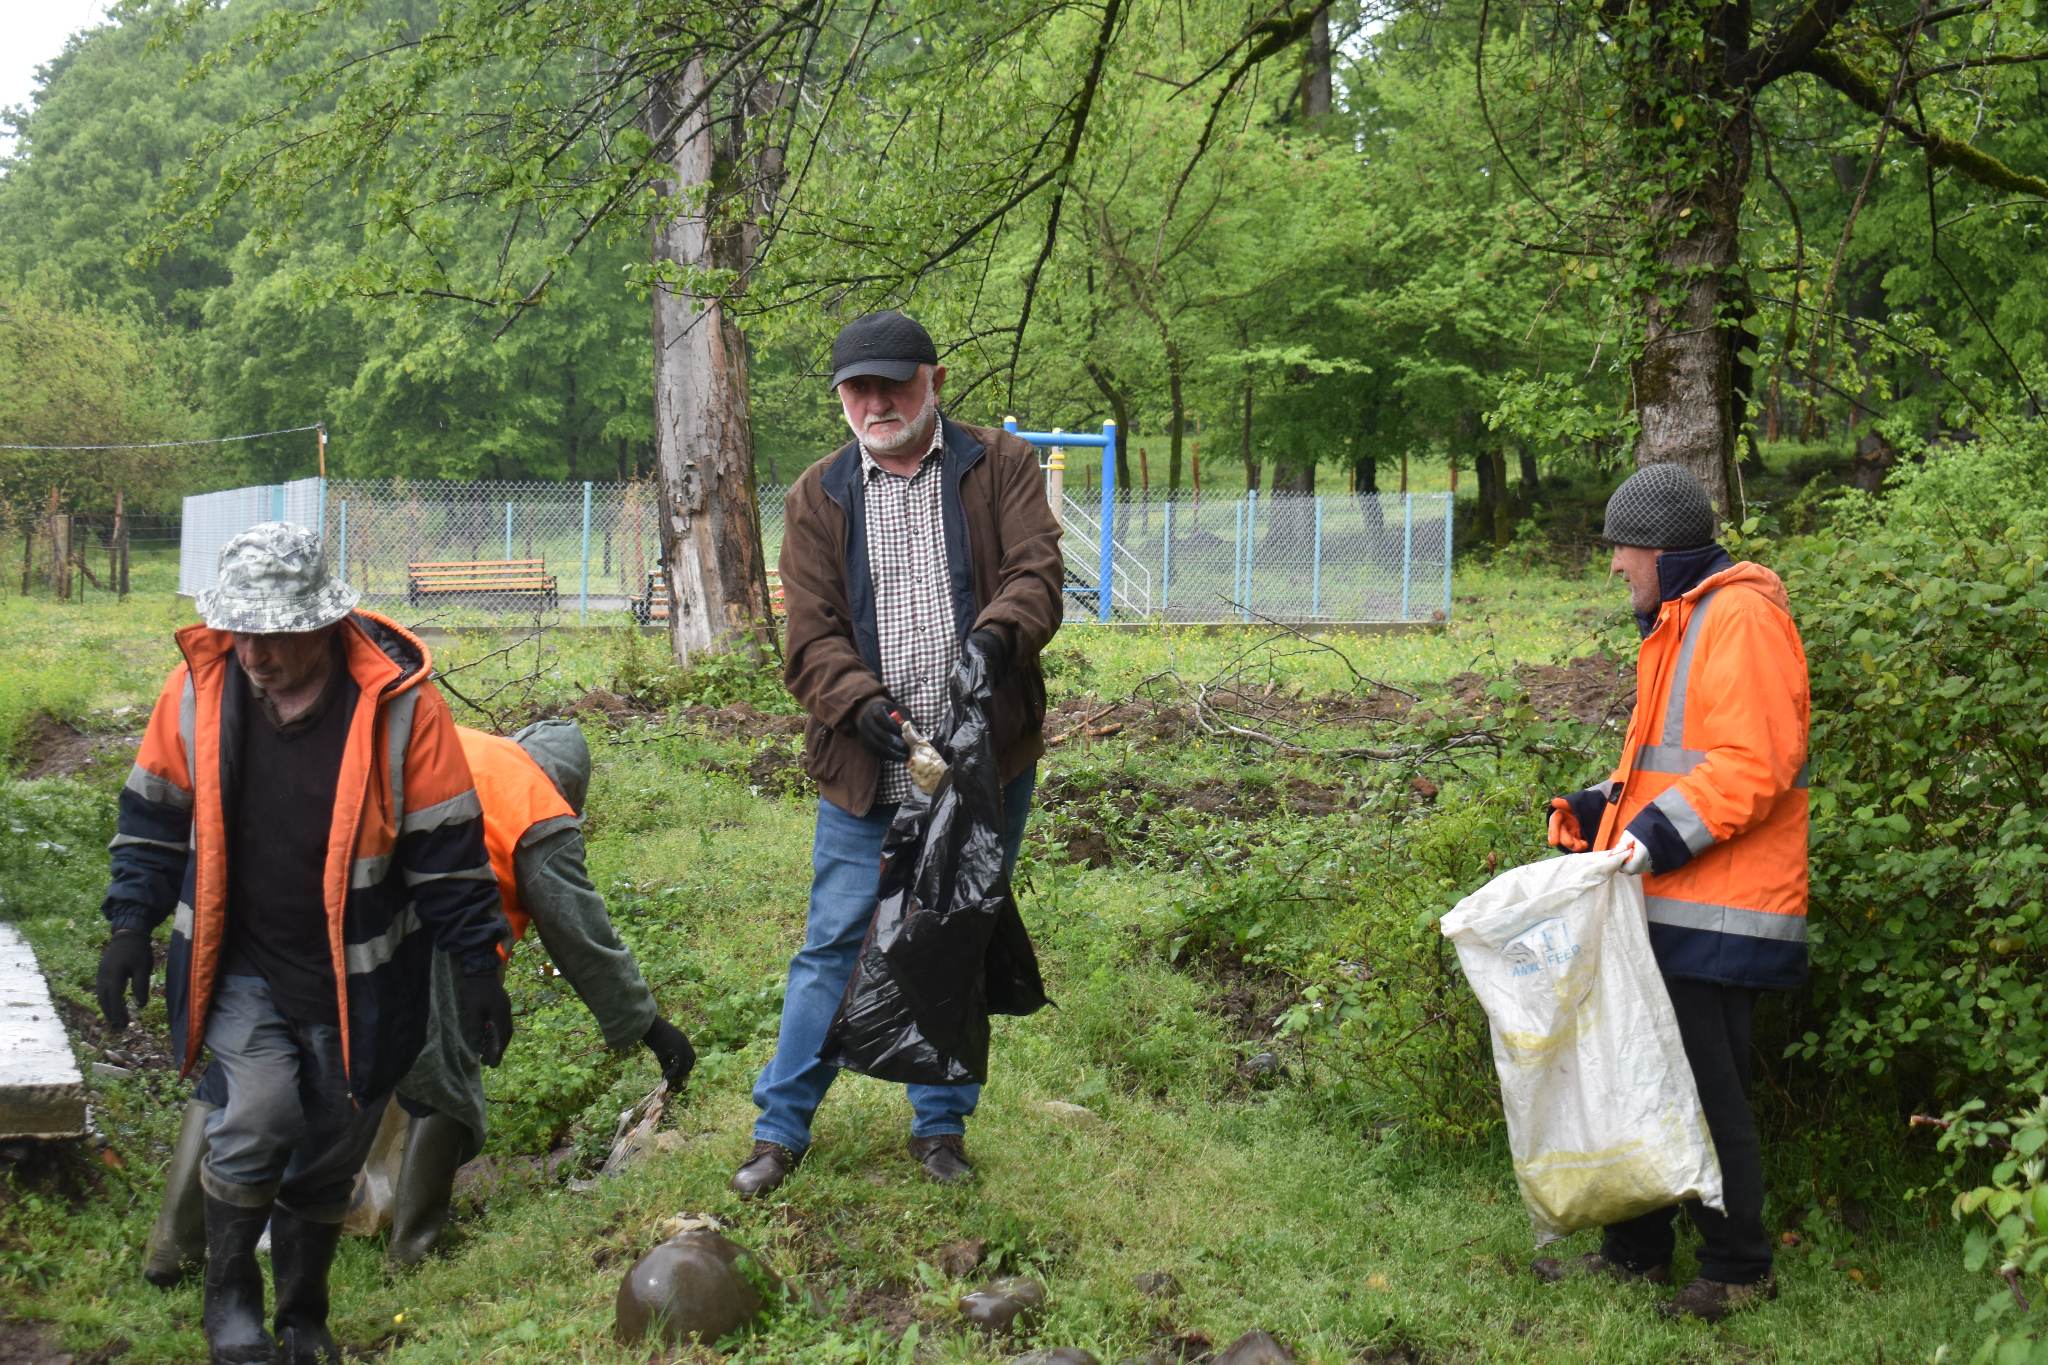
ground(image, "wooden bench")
xmin=632 ymin=567 xmax=785 ymax=624
xmin=407 ymin=559 xmax=559 ymax=611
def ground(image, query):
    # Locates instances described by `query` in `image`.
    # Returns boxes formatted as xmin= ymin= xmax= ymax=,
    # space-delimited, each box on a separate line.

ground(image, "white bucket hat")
xmin=195 ymin=521 xmax=359 ymax=634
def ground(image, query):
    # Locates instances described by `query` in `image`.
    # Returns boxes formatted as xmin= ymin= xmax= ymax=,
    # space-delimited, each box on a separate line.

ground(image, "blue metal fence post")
xmin=579 ymin=481 xmax=593 ymax=623
xmin=316 ymin=478 xmax=326 ymax=539
xmin=1311 ymin=495 xmax=1324 ymax=619
xmin=1442 ymin=491 xmax=1454 ymax=621
xmin=1242 ymin=487 xmax=1257 ymax=622
xmin=337 ymin=500 xmax=349 ymax=576
xmin=1232 ymin=498 xmax=1244 ymax=611
xmin=1161 ymin=499 xmax=1174 ymax=616
xmin=270 ymin=485 xmax=285 ymax=521
xmin=1401 ymin=492 xmax=1414 ymax=620
xmin=1097 ymin=421 xmax=1116 ymax=623
xmin=504 ymin=502 xmax=514 ymax=560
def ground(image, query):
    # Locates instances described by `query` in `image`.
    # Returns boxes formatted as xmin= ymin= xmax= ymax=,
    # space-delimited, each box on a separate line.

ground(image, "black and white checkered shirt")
xmin=862 ymin=421 xmax=959 ymax=803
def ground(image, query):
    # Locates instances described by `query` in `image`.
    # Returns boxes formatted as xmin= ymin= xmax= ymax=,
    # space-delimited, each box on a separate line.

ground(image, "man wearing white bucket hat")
xmin=94 ymin=522 xmax=513 ymax=1364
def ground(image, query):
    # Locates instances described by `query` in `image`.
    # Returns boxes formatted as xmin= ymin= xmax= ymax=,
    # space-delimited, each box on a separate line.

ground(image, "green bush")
xmin=1767 ymin=429 xmax=2048 ymax=1117
xmin=1931 ymin=1069 xmax=2048 ymax=1364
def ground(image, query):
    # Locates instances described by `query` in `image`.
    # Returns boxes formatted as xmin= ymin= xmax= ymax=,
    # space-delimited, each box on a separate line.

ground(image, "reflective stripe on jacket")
xmin=102 ymin=610 xmax=506 ymax=1103
xmin=454 ymin=725 xmax=579 ymax=947
xmin=1594 ymin=561 xmax=1811 ymax=989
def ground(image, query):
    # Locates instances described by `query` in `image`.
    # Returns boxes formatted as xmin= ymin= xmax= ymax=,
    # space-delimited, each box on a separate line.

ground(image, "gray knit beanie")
xmin=1602 ymin=463 xmax=1718 ymax=549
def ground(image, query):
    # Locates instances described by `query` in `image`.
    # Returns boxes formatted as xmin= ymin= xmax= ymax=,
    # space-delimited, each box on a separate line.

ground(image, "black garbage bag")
xmin=818 ymin=647 xmax=1048 ymax=1085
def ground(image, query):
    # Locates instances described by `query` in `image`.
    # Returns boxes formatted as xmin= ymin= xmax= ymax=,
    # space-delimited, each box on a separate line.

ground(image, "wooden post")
xmin=20 ymin=525 xmax=32 ymax=596
xmin=49 ymin=514 xmax=72 ymax=601
xmin=110 ymin=491 xmax=125 ymax=599
xmin=316 ymin=424 xmax=327 ymax=479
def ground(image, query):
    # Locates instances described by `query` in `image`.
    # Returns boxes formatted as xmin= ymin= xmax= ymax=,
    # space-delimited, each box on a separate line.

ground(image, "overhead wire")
xmin=0 ymin=423 xmax=325 ymax=452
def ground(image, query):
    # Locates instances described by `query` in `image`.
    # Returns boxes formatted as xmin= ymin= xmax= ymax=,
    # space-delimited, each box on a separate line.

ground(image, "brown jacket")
xmin=780 ymin=416 xmax=1065 ymax=815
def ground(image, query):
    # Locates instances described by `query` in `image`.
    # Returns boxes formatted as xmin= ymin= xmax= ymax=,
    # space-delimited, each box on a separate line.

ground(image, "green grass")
xmin=0 ymin=550 xmax=1983 ymax=1363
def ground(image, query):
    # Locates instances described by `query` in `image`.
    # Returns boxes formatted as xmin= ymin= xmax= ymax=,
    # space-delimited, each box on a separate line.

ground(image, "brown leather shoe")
xmin=908 ymin=1134 xmax=973 ymax=1184
xmin=730 ymin=1141 xmax=800 ymax=1199
xmin=1531 ymin=1252 xmax=1671 ymax=1286
xmin=1656 ymin=1274 xmax=1778 ymax=1322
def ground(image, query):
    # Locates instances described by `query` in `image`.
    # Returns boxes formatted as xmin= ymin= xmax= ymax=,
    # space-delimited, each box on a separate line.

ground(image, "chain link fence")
xmin=170 ymin=477 xmax=1450 ymax=627
xmin=1078 ymin=489 xmax=1454 ymax=625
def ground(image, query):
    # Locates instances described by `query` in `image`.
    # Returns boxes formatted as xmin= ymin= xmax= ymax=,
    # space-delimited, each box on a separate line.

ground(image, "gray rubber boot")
xmin=143 ymin=1099 xmax=214 ymax=1288
xmin=386 ymin=1110 xmax=470 ymax=1268
xmin=200 ymin=1193 xmax=274 ymax=1364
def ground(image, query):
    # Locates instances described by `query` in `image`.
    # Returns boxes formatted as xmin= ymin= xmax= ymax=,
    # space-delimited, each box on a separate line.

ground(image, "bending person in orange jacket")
xmin=143 ymin=719 xmax=695 ymax=1283
xmin=1533 ymin=463 xmax=1810 ymax=1323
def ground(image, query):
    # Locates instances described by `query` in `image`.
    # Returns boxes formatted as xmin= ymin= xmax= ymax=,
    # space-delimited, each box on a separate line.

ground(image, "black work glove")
xmin=964 ymin=627 xmax=1011 ymax=681
xmin=642 ymin=1016 xmax=697 ymax=1090
xmin=96 ymin=929 xmax=153 ymax=1030
xmin=855 ymin=696 xmax=910 ymax=762
xmin=457 ymin=968 xmax=514 ymax=1067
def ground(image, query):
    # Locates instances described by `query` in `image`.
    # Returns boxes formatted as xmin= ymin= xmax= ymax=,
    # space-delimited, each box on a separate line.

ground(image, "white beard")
xmin=860 ymin=392 xmax=938 ymax=457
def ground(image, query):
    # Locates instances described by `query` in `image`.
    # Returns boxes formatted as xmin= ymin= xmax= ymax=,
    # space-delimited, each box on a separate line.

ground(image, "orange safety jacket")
xmin=454 ymin=726 xmax=579 ymax=949
xmin=1582 ymin=557 xmax=1811 ymax=988
xmin=102 ymin=611 xmax=507 ymax=1103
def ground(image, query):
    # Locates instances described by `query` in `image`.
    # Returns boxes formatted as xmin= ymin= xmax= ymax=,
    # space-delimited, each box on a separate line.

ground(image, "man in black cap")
xmin=734 ymin=311 xmax=1064 ymax=1196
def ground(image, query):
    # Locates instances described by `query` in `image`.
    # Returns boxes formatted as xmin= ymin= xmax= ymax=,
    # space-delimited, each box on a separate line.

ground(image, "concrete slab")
xmin=0 ymin=922 xmax=88 ymax=1139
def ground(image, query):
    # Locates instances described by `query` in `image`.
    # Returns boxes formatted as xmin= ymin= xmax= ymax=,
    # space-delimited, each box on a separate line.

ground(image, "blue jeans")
xmin=198 ymin=974 xmax=392 ymax=1223
xmin=753 ymin=769 xmax=1035 ymax=1152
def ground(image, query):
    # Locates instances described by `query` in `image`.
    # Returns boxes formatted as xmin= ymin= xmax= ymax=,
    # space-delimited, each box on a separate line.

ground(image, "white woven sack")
xmin=1440 ymin=848 xmax=1725 ymax=1244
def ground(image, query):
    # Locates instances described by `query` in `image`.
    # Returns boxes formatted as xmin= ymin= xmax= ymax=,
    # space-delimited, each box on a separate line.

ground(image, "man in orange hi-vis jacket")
xmin=1532 ymin=463 xmax=1810 ymax=1324
xmin=93 ymin=522 xmax=513 ymax=1365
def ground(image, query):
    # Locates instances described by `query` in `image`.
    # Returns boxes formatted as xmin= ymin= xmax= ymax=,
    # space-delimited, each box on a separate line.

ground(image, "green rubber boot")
xmin=143 ymin=1099 xmax=214 ymax=1288
xmin=386 ymin=1111 xmax=470 ymax=1267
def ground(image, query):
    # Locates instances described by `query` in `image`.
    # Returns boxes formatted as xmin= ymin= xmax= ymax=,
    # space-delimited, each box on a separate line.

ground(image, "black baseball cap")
xmin=829 ymin=311 xmax=939 ymax=388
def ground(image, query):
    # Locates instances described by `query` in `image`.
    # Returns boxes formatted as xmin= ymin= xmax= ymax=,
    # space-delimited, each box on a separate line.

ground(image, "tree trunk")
xmin=1626 ymin=15 xmax=1753 ymax=517
xmin=1517 ymin=446 xmax=1540 ymax=496
xmin=1084 ymin=360 xmax=1134 ymax=490
xmin=645 ymin=55 xmax=773 ymax=662
xmin=1166 ymin=342 xmax=1186 ymax=492
xmin=1240 ymin=380 xmax=1259 ymax=492
xmin=1488 ymin=449 xmax=1512 ymax=547
xmin=1473 ymin=444 xmax=1500 ymax=537
xmin=1301 ymin=9 xmax=1332 ymax=122
xmin=1633 ymin=177 xmax=1746 ymax=514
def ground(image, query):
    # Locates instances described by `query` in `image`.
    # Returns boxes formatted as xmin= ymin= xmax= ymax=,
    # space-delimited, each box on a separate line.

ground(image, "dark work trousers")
xmin=197 ymin=973 xmax=391 ymax=1224
xmin=1600 ymin=977 xmax=1773 ymax=1285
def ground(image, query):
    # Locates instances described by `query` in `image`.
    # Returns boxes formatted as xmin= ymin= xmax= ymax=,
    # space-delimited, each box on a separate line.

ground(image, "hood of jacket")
xmin=511 ymin=718 xmax=592 ymax=815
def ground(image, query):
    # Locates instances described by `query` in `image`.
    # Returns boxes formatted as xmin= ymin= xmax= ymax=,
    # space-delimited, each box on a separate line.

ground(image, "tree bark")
xmin=1083 ymin=360 xmax=1135 ymax=490
xmin=1517 ymin=446 xmax=1540 ymax=496
xmin=1240 ymin=379 xmax=1260 ymax=492
xmin=645 ymin=55 xmax=773 ymax=662
xmin=1166 ymin=342 xmax=1187 ymax=492
xmin=1626 ymin=5 xmax=1755 ymax=515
